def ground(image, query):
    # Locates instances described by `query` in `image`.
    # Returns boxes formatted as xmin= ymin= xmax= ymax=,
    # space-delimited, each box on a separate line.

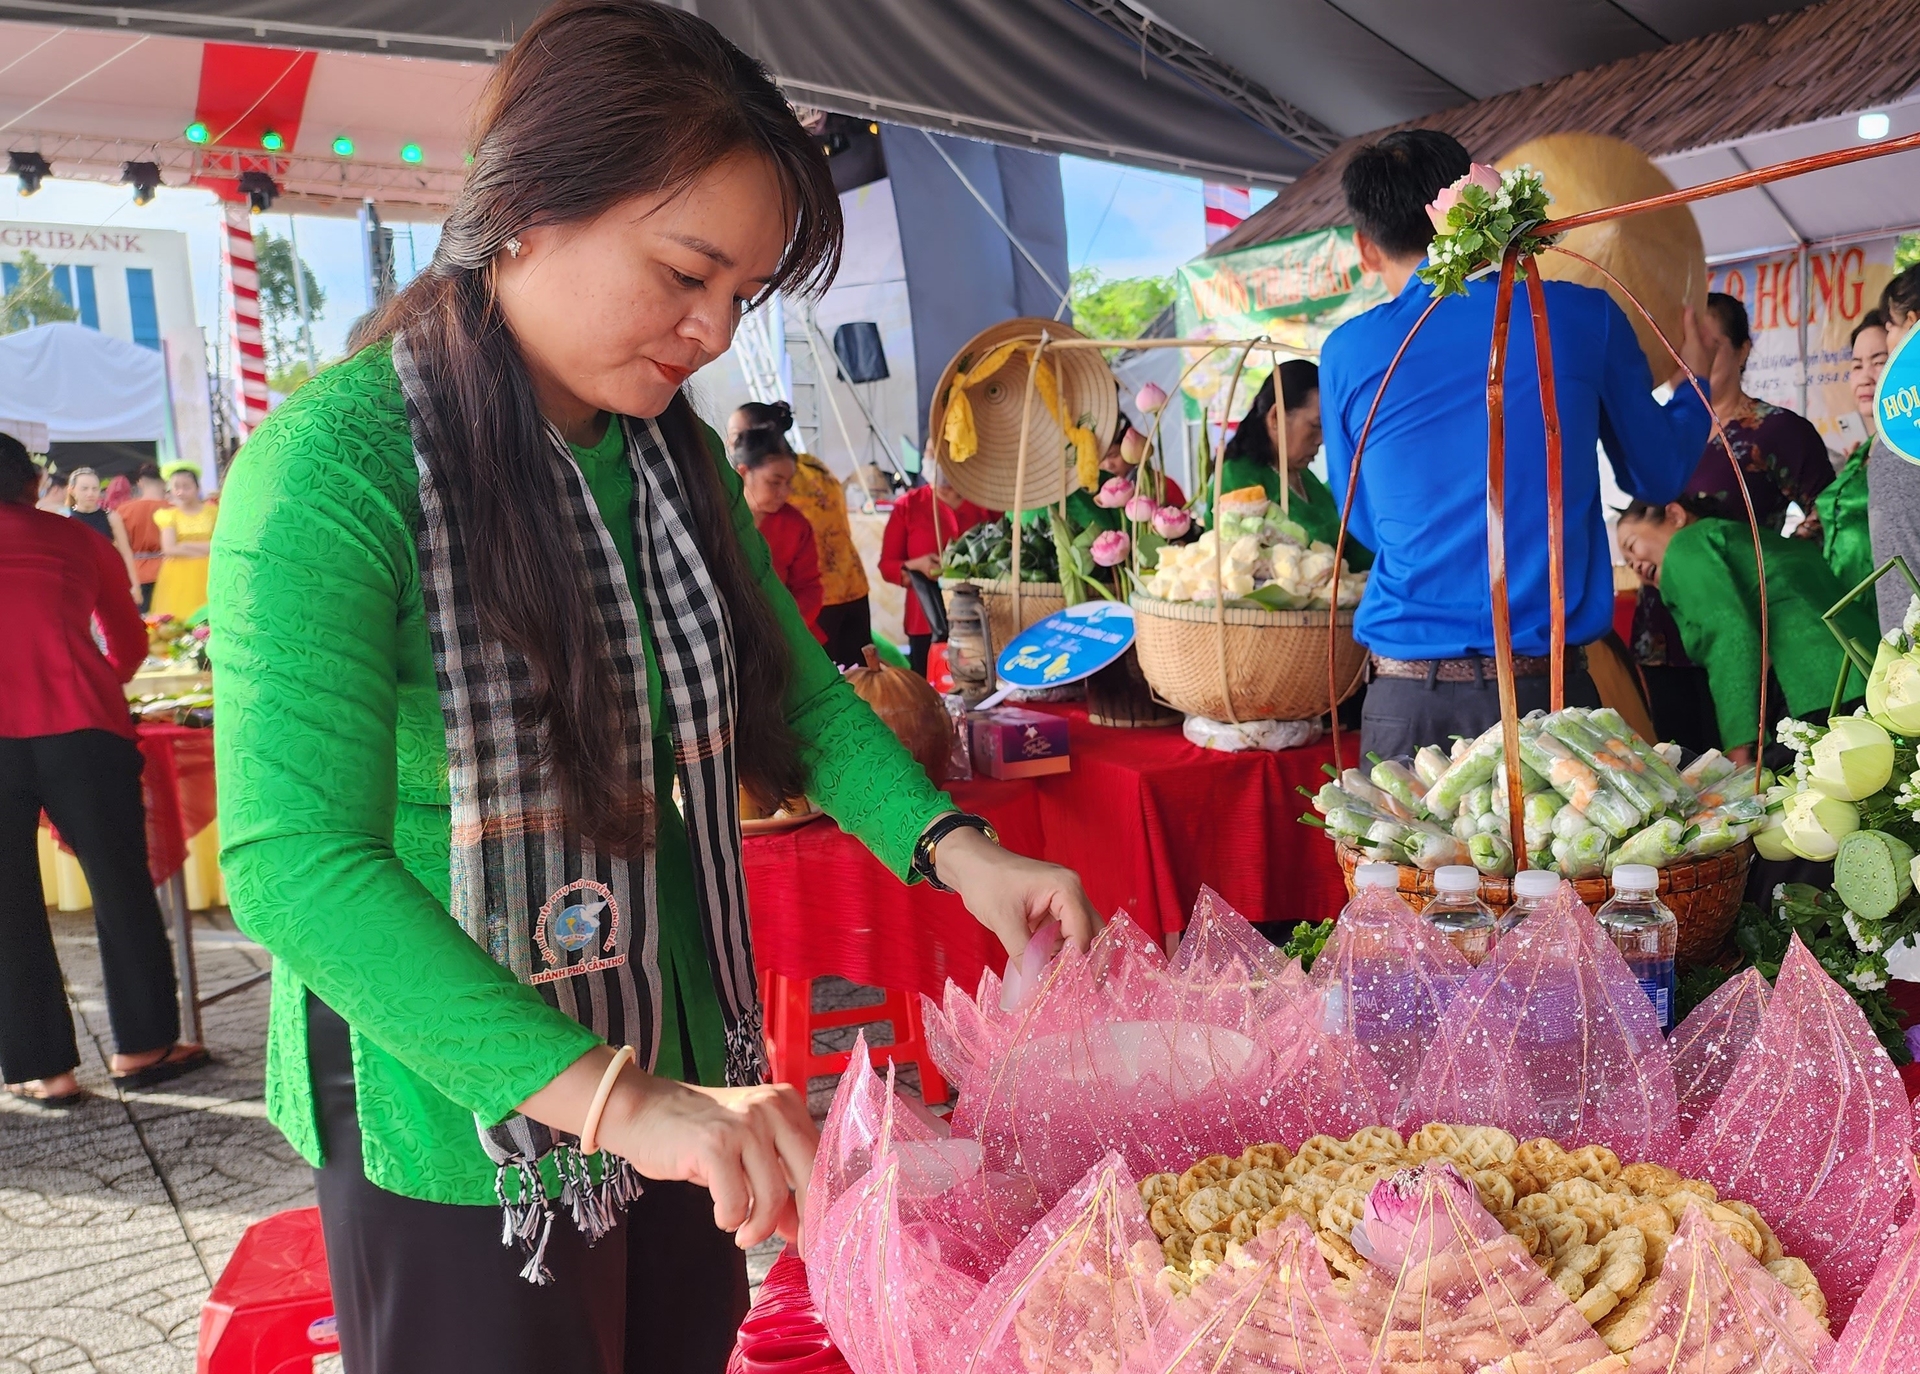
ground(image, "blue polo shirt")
xmin=1321 ymin=270 xmax=1710 ymax=660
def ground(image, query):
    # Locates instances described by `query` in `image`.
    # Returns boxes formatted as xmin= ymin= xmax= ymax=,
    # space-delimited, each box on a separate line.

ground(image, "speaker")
xmin=832 ymin=321 xmax=889 ymax=384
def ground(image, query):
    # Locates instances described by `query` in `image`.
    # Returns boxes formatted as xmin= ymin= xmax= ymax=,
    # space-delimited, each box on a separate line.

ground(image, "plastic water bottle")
xmin=1423 ymin=866 xmax=1497 ymax=965
xmin=1595 ymin=864 xmax=1678 ymax=1033
xmin=1331 ymin=863 xmax=1418 ymax=1041
xmin=1497 ymin=868 xmax=1561 ymax=938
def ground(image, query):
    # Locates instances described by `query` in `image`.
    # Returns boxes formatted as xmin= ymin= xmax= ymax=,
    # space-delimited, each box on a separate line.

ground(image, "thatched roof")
xmin=1212 ymin=0 xmax=1920 ymax=254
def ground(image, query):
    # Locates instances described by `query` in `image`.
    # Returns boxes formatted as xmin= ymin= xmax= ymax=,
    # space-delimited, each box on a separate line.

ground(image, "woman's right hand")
xmin=597 ymin=1072 xmax=818 ymax=1249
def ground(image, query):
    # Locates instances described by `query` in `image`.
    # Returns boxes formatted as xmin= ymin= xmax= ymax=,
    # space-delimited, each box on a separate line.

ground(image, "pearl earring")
xmin=505 ymin=237 xmax=523 ymax=258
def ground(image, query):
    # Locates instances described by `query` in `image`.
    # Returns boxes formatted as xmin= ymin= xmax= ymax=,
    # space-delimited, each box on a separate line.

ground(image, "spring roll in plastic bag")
xmin=1409 ymin=882 xmax=1679 ymax=1161
xmin=1544 ymin=709 xmax=1672 ymax=815
xmin=1413 ymin=743 xmax=1451 ymax=789
xmin=1370 ymin=757 xmax=1431 ymax=820
xmin=1680 ymin=748 xmax=1737 ymax=793
xmin=1402 ymin=825 xmax=1472 ymax=871
xmin=1340 ymin=768 xmax=1407 ymax=820
xmin=1550 ymin=825 xmax=1610 ymax=879
xmin=1581 ymin=782 xmax=1651 ymax=841
xmin=1468 ymin=830 xmax=1514 ymax=876
xmin=1607 ymin=817 xmax=1686 ymax=873
xmin=1676 ymin=936 xmax=1913 ymax=1323
xmin=1519 ymin=728 xmax=1606 ymax=811
xmin=1424 ymin=723 xmax=1504 ymax=817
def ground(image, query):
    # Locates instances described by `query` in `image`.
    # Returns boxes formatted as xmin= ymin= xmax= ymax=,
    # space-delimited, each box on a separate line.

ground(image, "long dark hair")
xmin=1220 ymin=359 xmax=1319 ymax=470
xmin=360 ymin=0 xmax=839 ymax=849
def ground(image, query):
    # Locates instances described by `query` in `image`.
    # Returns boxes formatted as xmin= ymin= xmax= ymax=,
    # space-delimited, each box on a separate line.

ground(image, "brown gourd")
xmin=845 ymin=645 xmax=953 ymax=785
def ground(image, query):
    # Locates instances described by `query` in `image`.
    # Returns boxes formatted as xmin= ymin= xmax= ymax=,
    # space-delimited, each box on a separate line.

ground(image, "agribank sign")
xmin=0 ymin=219 xmax=199 ymax=352
xmin=1705 ymin=235 xmax=1897 ymax=452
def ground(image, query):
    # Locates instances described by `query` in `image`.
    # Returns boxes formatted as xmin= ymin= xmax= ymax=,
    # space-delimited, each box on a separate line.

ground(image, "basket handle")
xmin=1487 ymin=250 xmax=1529 ymax=860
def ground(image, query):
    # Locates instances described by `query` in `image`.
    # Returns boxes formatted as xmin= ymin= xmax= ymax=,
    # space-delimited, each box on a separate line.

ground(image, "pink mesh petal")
xmin=1260 ymin=993 xmax=1399 ymax=1143
xmin=1408 ymin=882 xmax=1679 ymax=1159
xmin=1675 ymin=937 xmax=1911 ymax=1324
xmin=1828 ymin=1173 xmax=1920 ymax=1372
xmin=1343 ymin=1162 xmax=1613 ymax=1374
xmin=1170 ymin=887 xmax=1299 ymax=1027
xmin=951 ymin=1152 xmax=1168 ymax=1374
xmin=1620 ymin=1203 xmax=1835 ymax=1373
xmin=1668 ymin=967 xmax=1771 ymax=1139
xmin=1308 ymin=886 xmax=1469 ymax=1124
xmin=807 ymin=1036 xmax=945 ymax=1263
xmin=1143 ymin=1215 xmax=1372 ymax=1373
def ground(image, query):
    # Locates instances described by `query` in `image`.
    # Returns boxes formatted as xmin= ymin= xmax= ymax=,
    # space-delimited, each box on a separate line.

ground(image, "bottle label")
xmin=1635 ymin=968 xmax=1675 ymax=1031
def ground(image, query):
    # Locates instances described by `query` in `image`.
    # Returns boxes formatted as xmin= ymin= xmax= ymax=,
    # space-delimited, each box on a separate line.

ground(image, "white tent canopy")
xmin=0 ymin=323 xmax=173 ymax=445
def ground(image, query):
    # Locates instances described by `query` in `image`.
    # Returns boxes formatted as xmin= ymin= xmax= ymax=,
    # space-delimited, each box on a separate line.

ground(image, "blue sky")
xmin=1 ymin=153 xmax=1249 ymax=360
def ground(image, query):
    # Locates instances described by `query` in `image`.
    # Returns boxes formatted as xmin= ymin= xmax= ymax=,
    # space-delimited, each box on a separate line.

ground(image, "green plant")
xmin=1416 ymin=165 xmax=1558 ymax=301
xmin=1 ymin=249 xmax=78 ymax=334
xmin=253 ymin=232 xmax=326 ymax=377
xmin=1282 ymin=918 xmax=1335 ymax=973
xmin=1732 ymin=889 xmax=1916 ymax=1062
xmin=1068 ymin=267 xmax=1174 ymax=345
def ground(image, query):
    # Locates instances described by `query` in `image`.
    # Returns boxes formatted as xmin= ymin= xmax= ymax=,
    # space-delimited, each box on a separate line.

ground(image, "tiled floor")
xmin=0 ymin=908 xmax=879 ymax=1372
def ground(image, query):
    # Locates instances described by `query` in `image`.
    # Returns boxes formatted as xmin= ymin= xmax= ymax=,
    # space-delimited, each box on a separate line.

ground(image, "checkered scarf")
xmin=394 ymin=335 xmax=764 ymax=1282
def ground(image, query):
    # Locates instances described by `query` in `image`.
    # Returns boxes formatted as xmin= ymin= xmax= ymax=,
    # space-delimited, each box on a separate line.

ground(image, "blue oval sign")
xmin=1876 ymin=325 xmax=1920 ymax=465
xmin=997 ymin=601 xmax=1136 ymax=688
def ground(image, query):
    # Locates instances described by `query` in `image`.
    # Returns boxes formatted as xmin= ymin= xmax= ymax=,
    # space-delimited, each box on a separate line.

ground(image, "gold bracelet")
xmin=579 ymin=1044 xmax=635 ymax=1156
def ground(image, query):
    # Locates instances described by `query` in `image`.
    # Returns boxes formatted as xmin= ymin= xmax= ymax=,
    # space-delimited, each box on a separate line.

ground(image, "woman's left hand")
xmin=933 ymin=824 xmax=1101 ymax=956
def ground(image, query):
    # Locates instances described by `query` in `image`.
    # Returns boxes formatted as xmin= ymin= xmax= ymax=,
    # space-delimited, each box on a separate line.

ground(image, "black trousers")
xmin=815 ymin=597 xmax=872 ymax=670
xmin=907 ymin=632 xmax=933 ymax=676
xmin=1360 ymin=663 xmax=1602 ymax=761
xmin=308 ymin=996 xmax=749 ymax=1374
xmin=0 ymin=730 xmax=178 ymax=1082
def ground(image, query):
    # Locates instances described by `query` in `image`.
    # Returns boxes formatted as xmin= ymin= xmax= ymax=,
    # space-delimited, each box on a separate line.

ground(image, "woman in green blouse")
xmin=1816 ymin=311 xmax=1887 ymax=595
xmin=1615 ymin=498 xmax=1875 ymax=761
xmin=210 ymin=6 xmax=1095 ymax=1372
xmin=1217 ymin=360 xmax=1372 ymax=569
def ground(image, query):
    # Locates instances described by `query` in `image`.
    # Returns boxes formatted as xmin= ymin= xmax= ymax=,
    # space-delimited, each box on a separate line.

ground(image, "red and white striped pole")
xmin=221 ymin=198 xmax=269 ymax=437
xmin=1203 ymin=183 xmax=1250 ymax=247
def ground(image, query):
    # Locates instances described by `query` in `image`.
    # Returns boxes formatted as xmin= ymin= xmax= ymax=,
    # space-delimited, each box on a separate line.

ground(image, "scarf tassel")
xmin=557 ymin=1143 xmax=648 ymax=1245
xmin=496 ymin=1160 xmax=557 ymax=1286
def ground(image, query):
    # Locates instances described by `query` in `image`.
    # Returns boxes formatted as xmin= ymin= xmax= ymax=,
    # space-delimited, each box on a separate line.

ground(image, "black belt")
xmin=1371 ymin=649 xmax=1582 ymax=684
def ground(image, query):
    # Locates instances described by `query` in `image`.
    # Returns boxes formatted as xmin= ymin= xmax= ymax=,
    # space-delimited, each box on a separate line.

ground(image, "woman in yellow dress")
xmin=150 ymin=465 xmax=217 ymax=620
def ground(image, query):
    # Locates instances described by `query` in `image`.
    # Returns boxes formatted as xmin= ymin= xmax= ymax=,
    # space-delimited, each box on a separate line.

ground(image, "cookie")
xmin=1139 ymin=1172 xmax=1179 ymax=1208
xmin=1228 ymin=1167 xmax=1289 ymax=1214
xmin=1319 ymin=1185 xmax=1368 ymax=1238
xmin=1564 ymin=1144 xmax=1621 ymax=1183
xmin=1149 ymin=1195 xmax=1187 ymax=1240
xmin=1183 ymin=1184 xmax=1238 ymax=1235
xmin=1177 ymin=1154 xmax=1242 ymax=1200
xmin=1240 ymin=1141 xmax=1292 ymax=1174
xmin=1346 ymin=1125 xmax=1406 ymax=1156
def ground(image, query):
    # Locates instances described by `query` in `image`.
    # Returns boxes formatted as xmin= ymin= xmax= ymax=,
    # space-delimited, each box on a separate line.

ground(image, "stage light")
xmin=184 ymin=121 xmax=210 ymax=145
xmin=1859 ymin=112 xmax=1891 ymax=140
xmin=239 ymin=170 xmax=279 ymax=214
xmin=332 ymin=135 xmax=354 ymax=158
xmin=868 ymin=122 xmax=879 ymax=134
xmin=260 ymin=129 xmax=285 ymax=152
xmin=121 ymin=160 xmax=161 ymax=206
xmin=8 ymin=150 xmax=50 ymax=196
xmin=400 ymin=142 xmax=424 ymax=164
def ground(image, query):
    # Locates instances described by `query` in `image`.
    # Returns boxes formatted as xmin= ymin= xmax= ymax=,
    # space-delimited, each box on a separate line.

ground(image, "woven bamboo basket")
xmin=1333 ymin=840 xmax=1752 ymax=965
xmin=975 ymin=578 xmax=1067 ymax=656
xmin=1131 ymin=595 xmax=1367 ymax=722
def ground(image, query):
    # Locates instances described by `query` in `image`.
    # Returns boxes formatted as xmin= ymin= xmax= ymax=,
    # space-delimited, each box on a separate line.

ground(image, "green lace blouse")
xmin=210 ymin=343 xmax=953 ymax=1205
xmin=1816 ymin=440 xmax=1873 ymax=595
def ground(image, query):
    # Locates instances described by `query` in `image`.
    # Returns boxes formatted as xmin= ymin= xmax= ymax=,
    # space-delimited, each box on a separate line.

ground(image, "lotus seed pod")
xmin=1833 ymin=830 xmax=1916 ymax=922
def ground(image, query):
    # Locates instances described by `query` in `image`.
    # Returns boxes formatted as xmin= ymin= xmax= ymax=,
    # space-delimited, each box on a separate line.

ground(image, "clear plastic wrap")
xmin=1615 ymin=1203 xmax=1835 ymax=1371
xmin=1341 ymin=1160 xmax=1616 ymax=1374
xmin=1138 ymin=1214 xmax=1371 ymax=1374
xmin=1408 ymin=881 xmax=1679 ymax=1161
xmin=1667 ymin=967 xmax=1771 ymax=1139
xmin=1308 ymin=884 xmax=1468 ymax=1127
xmin=1675 ymin=936 xmax=1913 ymax=1324
xmin=1828 ymin=1177 xmax=1920 ymax=1373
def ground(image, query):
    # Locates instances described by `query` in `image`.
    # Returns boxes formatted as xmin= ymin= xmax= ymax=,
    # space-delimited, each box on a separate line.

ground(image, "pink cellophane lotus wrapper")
xmin=1407 ymin=882 xmax=1679 ymax=1160
xmin=1620 ymin=1203 xmax=1835 ymax=1373
xmin=1676 ymin=937 xmax=1911 ymax=1323
xmin=1667 ymin=966 xmax=1770 ymax=1139
xmin=1344 ymin=1160 xmax=1615 ymax=1374
xmin=950 ymin=1151 xmax=1168 ymax=1374
xmin=1828 ymin=1174 xmax=1920 ymax=1373
xmin=948 ymin=915 xmax=1288 ymax=1203
xmin=1137 ymin=1215 xmax=1371 ymax=1374
xmin=1307 ymin=885 xmax=1468 ymax=1126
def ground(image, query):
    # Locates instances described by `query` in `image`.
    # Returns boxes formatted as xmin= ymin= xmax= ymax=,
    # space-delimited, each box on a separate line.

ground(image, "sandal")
xmin=5 ymin=1082 xmax=88 ymax=1110
xmin=110 ymin=1044 xmax=212 ymax=1091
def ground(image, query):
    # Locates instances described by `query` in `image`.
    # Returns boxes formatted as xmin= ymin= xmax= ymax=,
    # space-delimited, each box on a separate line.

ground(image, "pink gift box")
xmin=968 ymin=707 xmax=1071 ymax=779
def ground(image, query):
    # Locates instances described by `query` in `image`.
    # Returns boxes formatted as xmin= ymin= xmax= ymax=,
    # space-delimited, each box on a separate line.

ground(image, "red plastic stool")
xmin=197 ymin=1207 xmax=337 ymax=1374
xmin=762 ymin=970 xmax=948 ymax=1105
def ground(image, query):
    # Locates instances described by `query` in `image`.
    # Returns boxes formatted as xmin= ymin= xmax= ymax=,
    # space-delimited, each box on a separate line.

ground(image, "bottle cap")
xmin=1432 ymin=865 xmax=1480 ymax=894
xmin=1354 ymin=862 xmax=1400 ymax=890
xmin=1512 ymin=869 xmax=1560 ymax=900
xmin=1612 ymin=863 xmax=1659 ymax=892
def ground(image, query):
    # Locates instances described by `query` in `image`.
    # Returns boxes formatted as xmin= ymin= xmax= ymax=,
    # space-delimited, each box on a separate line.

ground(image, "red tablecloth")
xmin=744 ymin=706 xmax=1355 ymax=1004
xmin=46 ymin=722 xmax=213 ymax=887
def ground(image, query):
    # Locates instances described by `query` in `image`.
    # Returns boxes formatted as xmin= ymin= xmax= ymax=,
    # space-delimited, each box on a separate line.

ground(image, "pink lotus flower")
xmin=1090 ymin=530 xmax=1130 ymax=567
xmin=1134 ymin=382 xmax=1168 ymax=414
xmin=1150 ymin=506 xmax=1191 ymax=539
xmin=1094 ymin=476 xmax=1135 ymax=508
xmin=1119 ymin=428 xmax=1149 ymax=467
xmin=1426 ymin=162 xmax=1505 ymax=231
xmin=1124 ymin=494 xmax=1156 ymax=522
xmin=1349 ymin=1160 xmax=1483 ymax=1272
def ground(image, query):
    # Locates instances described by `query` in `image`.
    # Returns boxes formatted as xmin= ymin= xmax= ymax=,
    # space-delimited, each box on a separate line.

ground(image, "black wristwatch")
xmin=912 ymin=812 xmax=999 ymax=892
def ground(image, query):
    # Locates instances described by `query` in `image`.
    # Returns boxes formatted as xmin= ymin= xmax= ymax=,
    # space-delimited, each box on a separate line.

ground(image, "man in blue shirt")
xmin=1319 ymin=131 xmax=1720 ymax=759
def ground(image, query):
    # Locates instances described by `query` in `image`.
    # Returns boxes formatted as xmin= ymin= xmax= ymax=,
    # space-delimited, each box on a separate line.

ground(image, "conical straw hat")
xmin=925 ymin=317 xmax=1118 ymax=512
xmin=1500 ymin=133 xmax=1707 ymax=381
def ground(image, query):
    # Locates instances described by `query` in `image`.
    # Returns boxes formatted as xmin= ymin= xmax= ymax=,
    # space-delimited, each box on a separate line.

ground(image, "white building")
xmin=0 ymin=220 xmax=215 ymax=478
